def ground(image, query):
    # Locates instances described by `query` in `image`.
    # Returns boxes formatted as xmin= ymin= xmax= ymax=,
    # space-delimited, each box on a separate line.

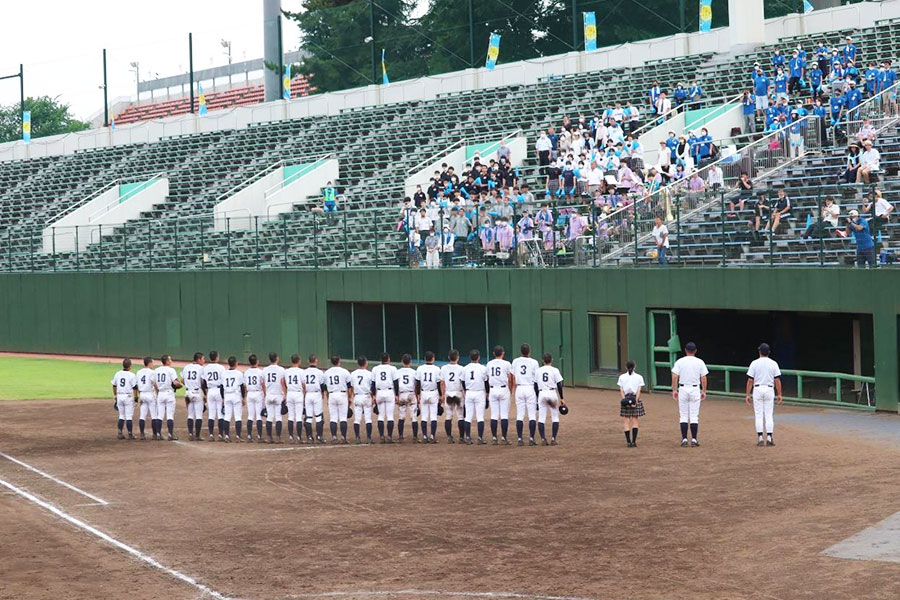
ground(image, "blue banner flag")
xmin=283 ymin=64 xmax=291 ymax=99
xmin=699 ymin=0 xmax=712 ymax=33
xmin=382 ymin=49 xmax=389 ymax=85
xmin=583 ymin=12 xmax=597 ymax=52
xmin=804 ymin=0 xmax=814 ymax=14
xmin=485 ymin=33 xmax=501 ymax=70
xmin=22 ymin=110 xmax=31 ymax=142
xmin=198 ymin=83 xmax=208 ymax=115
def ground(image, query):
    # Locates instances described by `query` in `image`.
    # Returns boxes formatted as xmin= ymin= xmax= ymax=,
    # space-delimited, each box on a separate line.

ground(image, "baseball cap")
xmin=758 ymin=343 xmax=771 ymax=354
xmin=849 ymin=209 xmax=859 ymax=217
xmin=685 ymin=342 xmax=697 ymax=352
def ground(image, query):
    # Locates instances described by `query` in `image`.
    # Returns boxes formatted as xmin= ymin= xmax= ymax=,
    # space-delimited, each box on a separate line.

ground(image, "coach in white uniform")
xmin=244 ymin=355 xmax=265 ymax=442
xmin=371 ymin=354 xmax=398 ymax=443
xmin=154 ymin=355 xmax=180 ymax=441
xmin=202 ymin=351 xmax=226 ymax=441
xmin=396 ymin=354 xmax=419 ymax=443
xmin=222 ymin=356 xmax=245 ymax=442
xmin=136 ymin=357 xmax=156 ymax=440
xmin=182 ymin=353 xmax=206 ymax=441
xmin=462 ymin=349 xmax=489 ymax=445
xmin=324 ymin=354 xmax=352 ymax=444
xmin=262 ymin=352 xmax=287 ymax=444
xmin=440 ymin=350 xmax=465 ymax=443
xmin=671 ymin=342 xmax=708 ymax=447
xmin=285 ymin=355 xmax=305 ymax=443
xmin=745 ymin=343 xmax=782 ymax=447
xmin=350 ymin=357 xmax=375 ymax=444
xmin=416 ymin=351 xmax=442 ymax=444
xmin=111 ymin=358 xmax=138 ymax=440
xmin=511 ymin=344 xmax=540 ymax=446
xmin=303 ymin=355 xmax=326 ymax=444
xmin=486 ymin=346 xmax=515 ymax=445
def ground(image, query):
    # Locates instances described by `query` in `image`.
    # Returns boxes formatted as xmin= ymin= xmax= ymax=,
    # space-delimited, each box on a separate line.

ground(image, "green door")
xmin=648 ymin=310 xmax=680 ymax=390
xmin=541 ymin=310 xmax=573 ymax=382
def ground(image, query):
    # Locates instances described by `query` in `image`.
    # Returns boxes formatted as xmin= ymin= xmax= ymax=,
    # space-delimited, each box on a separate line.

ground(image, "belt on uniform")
xmin=754 ymin=384 xmax=773 ymax=387
xmin=678 ymin=384 xmax=698 ymax=387
xmin=491 ymin=385 xmax=507 ymax=388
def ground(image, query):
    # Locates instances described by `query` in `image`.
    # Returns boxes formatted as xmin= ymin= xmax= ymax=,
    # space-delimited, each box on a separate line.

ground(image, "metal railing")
xmin=86 ymin=172 xmax=165 ymax=223
xmin=631 ymin=92 xmax=744 ymax=139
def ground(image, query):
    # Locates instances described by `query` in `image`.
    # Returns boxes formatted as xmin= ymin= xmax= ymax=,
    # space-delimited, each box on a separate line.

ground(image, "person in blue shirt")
xmin=665 ymin=130 xmax=678 ymax=161
xmin=846 ymin=209 xmax=875 ymax=267
xmin=774 ymin=68 xmax=788 ymax=101
xmin=792 ymin=99 xmax=808 ymax=118
xmin=809 ymin=63 xmax=823 ymax=100
xmin=323 ymin=182 xmax=338 ymax=212
xmin=752 ymin=66 xmax=771 ymax=116
xmin=877 ymin=61 xmax=897 ymax=115
xmin=865 ymin=61 xmax=878 ymax=97
xmin=673 ymin=83 xmax=688 ymax=109
xmin=742 ymin=90 xmax=756 ymax=133
xmin=765 ymin=102 xmax=780 ymax=129
xmin=694 ymin=128 xmax=713 ymax=165
xmin=816 ymin=42 xmax=830 ymax=76
xmin=812 ymin=98 xmax=828 ymax=141
xmin=845 ymin=81 xmax=863 ymax=117
xmin=830 ymin=89 xmax=845 ymax=124
xmin=788 ymin=50 xmax=805 ymax=96
xmin=771 ymin=49 xmax=786 ymax=71
xmin=648 ymin=81 xmax=662 ymax=114
xmin=842 ymin=36 xmax=857 ymax=66
xmin=687 ymin=130 xmax=700 ymax=164
xmin=689 ymin=80 xmax=704 ymax=107
xmin=845 ymin=60 xmax=860 ymax=84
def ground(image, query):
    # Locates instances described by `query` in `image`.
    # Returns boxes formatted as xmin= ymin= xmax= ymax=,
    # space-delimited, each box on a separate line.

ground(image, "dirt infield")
xmin=1 ymin=391 xmax=898 ymax=600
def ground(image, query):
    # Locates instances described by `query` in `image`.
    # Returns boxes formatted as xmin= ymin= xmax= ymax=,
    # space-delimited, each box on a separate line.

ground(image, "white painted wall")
xmin=43 ymin=178 xmax=169 ymax=253
xmin=729 ymin=0 xmax=766 ymax=46
xmin=262 ymin=159 xmax=339 ymax=223
xmin=2 ymin=0 xmax=899 ymax=163
xmin=639 ymin=112 xmax=686 ymax=168
xmin=213 ymin=169 xmax=283 ymax=232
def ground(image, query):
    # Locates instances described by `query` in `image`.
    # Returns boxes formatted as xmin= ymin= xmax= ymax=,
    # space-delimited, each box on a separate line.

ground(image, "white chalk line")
xmin=0 ymin=452 xmax=109 ymax=506
xmin=264 ymin=464 xmax=381 ymax=516
xmin=0 ymin=476 xmax=236 ymax=600
xmin=283 ymin=590 xmax=609 ymax=600
xmin=248 ymin=443 xmax=371 ymax=453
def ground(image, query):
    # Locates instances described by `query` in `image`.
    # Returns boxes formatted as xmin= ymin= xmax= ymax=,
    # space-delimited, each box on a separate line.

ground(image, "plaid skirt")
xmin=620 ymin=399 xmax=646 ymax=418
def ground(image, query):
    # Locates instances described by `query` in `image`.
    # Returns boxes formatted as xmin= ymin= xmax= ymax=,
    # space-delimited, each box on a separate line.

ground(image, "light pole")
xmin=129 ymin=61 xmax=140 ymax=102
xmin=221 ymin=39 xmax=232 ymax=86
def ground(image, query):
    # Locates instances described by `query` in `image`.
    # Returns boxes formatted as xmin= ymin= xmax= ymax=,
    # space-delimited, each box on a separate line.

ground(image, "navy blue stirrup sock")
xmin=490 ymin=419 xmax=498 ymax=437
xmin=340 ymin=421 xmax=347 ymax=438
xmin=501 ymin=418 xmax=509 ymax=438
xmin=275 ymin=421 xmax=282 ymax=437
xmin=516 ymin=420 xmax=523 ymax=438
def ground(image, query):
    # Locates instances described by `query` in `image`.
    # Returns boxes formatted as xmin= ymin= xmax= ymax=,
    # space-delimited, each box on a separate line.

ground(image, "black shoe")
xmin=766 ymin=439 xmax=775 ymax=446
xmin=757 ymin=440 xmax=765 ymax=447
xmin=691 ymin=439 xmax=700 ymax=447
xmin=681 ymin=439 xmax=689 ymax=447
xmin=627 ymin=442 xmax=634 ymax=448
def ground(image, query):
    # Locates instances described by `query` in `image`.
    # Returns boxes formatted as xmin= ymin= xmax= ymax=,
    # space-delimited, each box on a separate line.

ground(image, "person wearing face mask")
xmin=479 ymin=219 xmax=496 ymax=254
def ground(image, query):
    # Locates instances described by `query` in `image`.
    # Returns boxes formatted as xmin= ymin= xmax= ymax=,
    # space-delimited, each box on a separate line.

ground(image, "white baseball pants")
xmin=186 ymin=389 xmax=204 ymax=420
xmin=444 ymin=393 xmax=464 ymax=420
xmin=420 ymin=390 xmax=439 ymax=422
xmin=285 ymin=391 xmax=304 ymax=421
xmin=265 ymin=395 xmax=284 ymax=423
xmin=304 ymin=393 xmax=324 ymax=424
xmin=223 ymin=392 xmax=243 ymax=423
xmin=246 ymin=391 xmax=264 ymax=421
xmin=489 ymin=387 xmax=511 ymax=420
xmin=397 ymin=391 xmax=417 ymax=421
xmin=515 ymin=387 xmax=538 ymax=422
xmin=206 ymin=388 xmax=223 ymax=419
xmin=328 ymin=392 xmax=349 ymax=423
xmin=464 ymin=390 xmax=486 ymax=423
xmin=375 ymin=390 xmax=395 ymax=422
xmin=752 ymin=386 xmax=775 ymax=434
xmin=353 ymin=395 xmax=373 ymax=424
xmin=538 ymin=391 xmax=560 ymax=423
xmin=157 ymin=391 xmax=176 ymax=420
xmin=138 ymin=393 xmax=158 ymax=420
xmin=677 ymin=386 xmax=702 ymax=423
xmin=116 ymin=394 xmax=135 ymax=420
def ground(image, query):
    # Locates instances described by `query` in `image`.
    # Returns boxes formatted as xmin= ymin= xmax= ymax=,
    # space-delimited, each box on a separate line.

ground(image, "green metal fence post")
xmin=633 ymin=213 xmax=638 ymax=266
xmin=254 ymin=216 xmax=260 ymax=270
xmin=724 ymin=369 xmax=730 ymax=394
xmin=343 ymin=211 xmax=349 ymax=268
xmin=99 ymin=224 xmax=104 ymax=271
xmin=200 ymin=219 xmax=206 ymax=270
xmin=282 ymin=214 xmax=288 ymax=269
xmin=147 ymin=222 xmax=151 ymax=271
xmin=123 ymin=224 xmax=128 ymax=272
xmin=51 ymin=227 xmax=56 ymax=272
xmin=373 ymin=209 xmax=379 ymax=267
xmin=768 ymin=218 xmax=774 ymax=266
xmin=174 ymin=221 xmax=179 ymax=270
xmin=817 ymin=190 xmax=824 ymax=267
xmin=797 ymin=374 xmax=804 ymax=400
xmin=313 ymin=213 xmax=319 ymax=269
xmin=592 ymin=202 xmax=598 ymax=267
xmin=227 ymin=217 xmax=232 ymax=270
xmin=835 ymin=376 xmax=841 ymax=403
xmin=7 ymin=227 xmax=11 ymax=272
xmin=720 ymin=191 xmax=726 ymax=267
xmin=675 ymin=196 xmax=681 ymax=264
xmin=74 ymin=226 xmax=79 ymax=272
xmin=29 ymin=228 xmax=34 ymax=272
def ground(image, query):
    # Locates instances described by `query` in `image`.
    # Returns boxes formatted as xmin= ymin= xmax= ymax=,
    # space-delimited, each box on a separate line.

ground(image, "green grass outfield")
xmin=0 ymin=357 xmax=129 ymax=401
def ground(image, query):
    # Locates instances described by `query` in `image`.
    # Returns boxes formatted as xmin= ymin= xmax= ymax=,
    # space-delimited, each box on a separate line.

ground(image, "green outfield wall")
xmin=0 ymin=268 xmax=897 ymax=412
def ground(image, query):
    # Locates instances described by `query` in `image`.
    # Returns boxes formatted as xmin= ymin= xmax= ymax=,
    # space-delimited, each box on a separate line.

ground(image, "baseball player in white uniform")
xmin=671 ymin=342 xmax=709 ymax=447
xmin=222 ymin=356 xmax=245 ymax=442
xmin=244 ymin=355 xmax=265 ymax=442
xmin=440 ymin=349 xmax=465 ymax=443
xmin=511 ymin=344 xmax=540 ymax=446
xmin=111 ymin=358 xmax=138 ymax=440
xmin=536 ymin=353 xmax=565 ymax=446
xmin=486 ymin=346 xmax=515 ymax=445
xmin=154 ymin=355 xmax=181 ymax=440
xmin=745 ymin=343 xmax=783 ymax=447
xmin=262 ymin=352 xmax=287 ymax=444
xmin=395 ymin=354 xmax=419 ymax=443
xmin=136 ymin=357 xmax=156 ymax=440
xmin=371 ymin=353 xmax=398 ymax=443
xmin=181 ymin=353 xmax=206 ymax=441
xmin=324 ymin=354 xmax=352 ymax=444
xmin=202 ymin=350 xmax=226 ymax=441
xmin=462 ymin=349 xmax=489 ymax=445
xmin=416 ymin=351 xmax=442 ymax=443
xmin=350 ymin=356 xmax=375 ymax=444
xmin=303 ymin=355 xmax=326 ymax=444
xmin=284 ymin=354 xmax=305 ymax=443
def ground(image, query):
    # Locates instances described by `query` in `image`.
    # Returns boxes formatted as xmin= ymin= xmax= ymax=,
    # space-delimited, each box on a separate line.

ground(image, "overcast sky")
xmin=0 ymin=0 xmax=434 ymax=121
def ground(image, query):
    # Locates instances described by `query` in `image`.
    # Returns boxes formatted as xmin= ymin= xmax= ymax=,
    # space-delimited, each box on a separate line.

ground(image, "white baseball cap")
xmin=849 ymin=209 xmax=859 ymax=217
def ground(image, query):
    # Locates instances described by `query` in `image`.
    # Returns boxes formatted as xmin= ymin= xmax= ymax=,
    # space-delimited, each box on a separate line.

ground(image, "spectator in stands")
xmin=612 ymin=102 xmax=625 ymax=124
xmin=830 ymin=62 xmax=845 ymax=95
xmin=495 ymin=218 xmax=515 ymax=253
xmin=537 ymin=204 xmax=555 ymax=250
xmin=845 ymin=81 xmax=863 ymax=117
xmin=863 ymin=189 xmax=894 ymax=229
xmin=656 ymin=91 xmax=672 ymax=118
xmin=440 ymin=225 xmax=456 ymax=263
xmin=626 ymin=135 xmax=644 ymax=170
xmin=415 ymin=208 xmax=433 ymax=251
xmin=323 ymin=182 xmax=338 ymax=213
xmin=689 ymin=80 xmax=704 ymax=108
xmin=547 ymin=127 xmax=560 ymax=158
xmin=520 ymin=183 xmax=535 ymax=207
xmin=829 ymin=89 xmax=845 ymax=128
xmin=768 ymin=188 xmax=791 ymax=233
xmin=774 ymin=67 xmax=788 ymax=101
xmin=742 ymin=90 xmax=756 ymax=133
xmin=498 ymin=139 xmax=512 ymax=164
xmin=842 ymin=36 xmax=857 ymax=66
xmin=864 ymin=61 xmax=878 ymax=98
xmin=449 ymin=207 xmax=471 ymax=249
xmin=567 ymin=210 xmax=588 ymax=241
xmin=845 ymin=60 xmax=860 ymax=84
xmin=752 ymin=66 xmax=771 ymax=118
xmin=673 ymin=83 xmax=688 ymax=110
xmin=424 ymin=228 xmax=440 ymax=268
xmin=694 ymin=128 xmax=714 ymax=167
xmin=811 ymin=97 xmax=827 ymax=140
xmin=750 ymin=192 xmax=770 ymax=240
xmin=687 ymin=170 xmax=706 ymax=201
xmin=675 ymin=135 xmax=693 ymax=172
xmin=877 ymin=61 xmax=897 ymax=116
xmin=788 ymin=50 xmax=805 ymax=96
xmin=843 ymin=143 xmax=861 ymax=183
xmin=413 ymin=185 xmax=426 ymax=208
xmin=803 ymin=196 xmax=840 ymax=241
xmin=857 ymin=139 xmax=881 ymax=183
xmin=652 ymin=216 xmax=669 ymax=265
xmin=656 ymin=140 xmax=673 ymax=183
xmin=815 ymin=41 xmax=829 ymax=75
xmin=517 ymin=210 xmax=535 ymax=241
xmin=707 ymin=163 xmax=723 ymax=191
xmin=624 ymin=102 xmax=641 ymax=134
xmin=479 ymin=218 xmax=496 ymax=253
xmin=731 ymin=172 xmax=753 ymax=216
xmin=846 ymin=209 xmax=876 ymax=267
xmin=857 ymin=118 xmax=876 ymax=144
xmin=788 ymin=111 xmax=806 ymax=159
xmin=648 ymin=81 xmax=662 ymax=115
xmin=771 ymin=48 xmax=786 ymax=71
xmin=536 ymin=132 xmax=552 ymax=168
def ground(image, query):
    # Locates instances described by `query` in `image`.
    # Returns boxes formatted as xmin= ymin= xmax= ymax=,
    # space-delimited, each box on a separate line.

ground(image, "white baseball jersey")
xmin=324 ymin=366 xmax=351 ymax=394
xmin=244 ymin=368 xmax=264 ymax=392
xmin=181 ymin=364 xmax=204 ymax=390
xmin=396 ymin=367 xmax=417 ymax=393
xmin=154 ymin=365 xmax=178 ymax=392
xmin=285 ymin=366 xmax=305 ymax=393
xmin=111 ymin=370 xmax=137 ymax=394
xmin=537 ymin=365 xmax=563 ymax=391
xmin=462 ymin=362 xmax=488 ymax=392
xmin=440 ymin=363 xmax=464 ymax=394
xmin=263 ymin=364 xmax=286 ymax=396
xmin=202 ymin=362 xmax=226 ymax=390
xmin=617 ymin=371 xmax=645 ymax=395
xmin=223 ymin=369 xmax=245 ymax=395
xmin=351 ymin=369 xmax=373 ymax=396
xmin=672 ymin=356 xmax=709 ymax=385
xmin=416 ymin=364 xmax=442 ymax=392
xmin=747 ymin=357 xmax=781 ymax=386
xmin=303 ymin=367 xmax=325 ymax=395
xmin=511 ymin=356 xmax=540 ymax=386
xmin=136 ymin=368 xmax=155 ymax=394
xmin=371 ymin=364 xmax=398 ymax=391
xmin=486 ymin=358 xmax=512 ymax=388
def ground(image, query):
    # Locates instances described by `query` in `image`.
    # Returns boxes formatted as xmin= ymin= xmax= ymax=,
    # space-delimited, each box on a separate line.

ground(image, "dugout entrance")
xmin=648 ymin=309 xmax=876 ymax=410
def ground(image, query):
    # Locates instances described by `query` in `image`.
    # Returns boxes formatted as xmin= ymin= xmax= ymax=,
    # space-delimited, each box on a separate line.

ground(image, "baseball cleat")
xmin=757 ymin=440 xmax=765 ymax=447
xmin=341 ymin=438 xmax=349 ymax=444
xmin=766 ymin=440 xmax=775 ymax=446
xmin=246 ymin=436 xmax=254 ymax=443
xmin=477 ymin=438 xmax=487 ymax=445
xmin=167 ymin=433 xmax=175 ymax=441
xmin=681 ymin=439 xmax=689 ymax=447
xmin=541 ymin=438 xmax=549 ymax=446
xmin=632 ymin=441 xmax=637 ymax=448
xmin=355 ymin=437 xmax=362 ymax=444
xmin=550 ymin=438 xmax=558 ymax=446
xmin=691 ymin=439 xmax=700 ymax=447
xmin=500 ymin=438 xmax=510 ymax=446
xmin=217 ymin=434 xmax=224 ymax=442
xmin=529 ymin=437 xmax=537 ymax=447
xmin=517 ymin=438 xmax=524 ymax=446
xmin=196 ymin=435 xmax=204 ymax=442
xmin=276 ymin=436 xmax=283 ymax=444
xmin=127 ymin=433 xmax=135 ymax=440
xmin=139 ymin=432 xmax=146 ymax=440
xmin=386 ymin=437 xmax=394 ymax=444
xmin=288 ymin=436 xmax=294 ymax=443
xmin=491 ymin=437 xmax=499 ymax=445
xmin=209 ymin=435 xmax=215 ymax=442
xmin=117 ymin=432 xmax=125 ymax=440
xmin=627 ymin=442 xmax=634 ymax=448
xmin=398 ymin=436 xmax=404 ymax=444
xmin=431 ymin=437 xmax=439 ymax=444
xmin=380 ymin=436 xmax=386 ymax=444
xmin=465 ymin=437 xmax=474 ymax=445
xmin=317 ymin=437 xmax=326 ymax=444
xmin=224 ymin=435 xmax=232 ymax=443
xmin=236 ymin=436 xmax=243 ymax=443
xmin=448 ymin=436 xmax=455 ymax=444
xmin=267 ymin=436 xmax=274 ymax=444
xmin=414 ymin=436 xmax=420 ymax=444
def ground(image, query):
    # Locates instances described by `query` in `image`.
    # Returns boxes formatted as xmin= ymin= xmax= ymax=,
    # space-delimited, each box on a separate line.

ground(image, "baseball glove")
xmin=281 ymin=403 xmax=289 ymax=416
xmin=112 ymin=399 xmax=118 ymax=411
xmin=559 ymin=404 xmax=569 ymax=415
xmin=437 ymin=404 xmax=444 ymax=417
xmin=172 ymin=380 xmax=183 ymax=390
xmin=620 ymin=394 xmax=637 ymax=409
xmin=261 ymin=407 xmax=268 ymax=418
xmin=347 ymin=406 xmax=354 ymax=419
xmin=372 ymin=402 xmax=379 ymax=415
